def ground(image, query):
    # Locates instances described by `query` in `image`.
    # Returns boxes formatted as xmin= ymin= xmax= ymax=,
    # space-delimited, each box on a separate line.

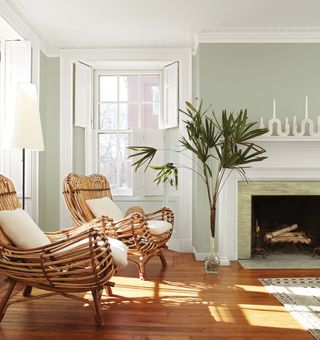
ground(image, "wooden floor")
xmin=0 ymin=250 xmax=317 ymax=339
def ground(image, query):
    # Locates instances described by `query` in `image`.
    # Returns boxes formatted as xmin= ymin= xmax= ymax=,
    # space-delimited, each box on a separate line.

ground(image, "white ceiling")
xmin=0 ymin=15 xmax=21 ymax=39
xmin=5 ymin=0 xmax=320 ymax=50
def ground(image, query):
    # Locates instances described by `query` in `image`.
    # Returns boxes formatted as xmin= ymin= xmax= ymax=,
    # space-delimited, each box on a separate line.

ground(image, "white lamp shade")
xmin=4 ymin=83 xmax=44 ymax=151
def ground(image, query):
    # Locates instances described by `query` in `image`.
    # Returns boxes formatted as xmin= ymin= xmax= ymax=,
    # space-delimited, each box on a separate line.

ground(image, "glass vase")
xmin=204 ymin=237 xmax=220 ymax=274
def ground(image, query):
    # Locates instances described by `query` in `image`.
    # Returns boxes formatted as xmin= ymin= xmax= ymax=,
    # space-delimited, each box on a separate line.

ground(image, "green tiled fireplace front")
xmin=237 ymin=181 xmax=320 ymax=259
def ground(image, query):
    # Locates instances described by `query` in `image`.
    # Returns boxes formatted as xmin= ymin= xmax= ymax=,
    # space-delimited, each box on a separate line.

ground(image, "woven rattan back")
xmin=0 ymin=175 xmax=21 ymax=244
xmin=63 ymin=173 xmax=113 ymax=225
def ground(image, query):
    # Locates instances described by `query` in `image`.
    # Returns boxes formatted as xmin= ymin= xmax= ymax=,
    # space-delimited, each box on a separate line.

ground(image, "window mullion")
xmin=117 ymin=76 xmax=121 ymax=190
xmin=138 ymin=74 xmax=142 ymax=129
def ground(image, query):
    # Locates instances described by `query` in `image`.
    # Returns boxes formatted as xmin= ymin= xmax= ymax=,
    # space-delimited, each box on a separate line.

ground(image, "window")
xmin=94 ymin=71 xmax=161 ymax=195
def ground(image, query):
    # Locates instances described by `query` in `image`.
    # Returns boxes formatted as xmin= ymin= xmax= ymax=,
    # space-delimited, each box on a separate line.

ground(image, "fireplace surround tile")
xmin=238 ymin=181 xmax=320 ymax=259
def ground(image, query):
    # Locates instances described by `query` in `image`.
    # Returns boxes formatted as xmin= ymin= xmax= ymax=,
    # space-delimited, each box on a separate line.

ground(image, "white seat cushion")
xmin=107 ymin=237 xmax=128 ymax=269
xmin=0 ymin=208 xmax=51 ymax=249
xmin=86 ymin=197 xmax=123 ymax=221
xmin=62 ymin=236 xmax=128 ymax=269
xmin=148 ymin=219 xmax=172 ymax=236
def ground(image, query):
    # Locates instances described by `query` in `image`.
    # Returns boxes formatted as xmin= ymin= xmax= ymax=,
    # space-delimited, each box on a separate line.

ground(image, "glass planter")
xmin=204 ymin=238 xmax=220 ymax=274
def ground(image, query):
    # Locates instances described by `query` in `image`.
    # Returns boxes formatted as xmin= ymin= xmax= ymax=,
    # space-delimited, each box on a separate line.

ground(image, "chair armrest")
xmin=105 ymin=212 xmax=155 ymax=250
xmin=110 ymin=212 xmax=148 ymax=235
xmin=0 ymin=227 xmax=115 ymax=288
xmin=144 ymin=207 xmax=174 ymax=225
xmin=125 ymin=205 xmax=145 ymax=217
xmin=45 ymin=216 xmax=114 ymax=243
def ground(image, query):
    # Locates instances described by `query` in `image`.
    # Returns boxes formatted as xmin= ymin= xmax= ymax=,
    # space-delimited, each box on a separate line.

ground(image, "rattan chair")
xmin=0 ymin=174 xmax=116 ymax=326
xmin=63 ymin=173 xmax=174 ymax=280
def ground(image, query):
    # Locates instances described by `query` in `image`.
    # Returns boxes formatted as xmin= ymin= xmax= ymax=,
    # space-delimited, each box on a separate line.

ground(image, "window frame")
xmin=93 ymin=69 xmax=163 ymax=196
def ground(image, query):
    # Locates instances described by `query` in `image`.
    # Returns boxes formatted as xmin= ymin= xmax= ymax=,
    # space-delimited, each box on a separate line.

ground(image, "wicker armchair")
xmin=0 ymin=174 xmax=116 ymax=326
xmin=63 ymin=173 xmax=174 ymax=280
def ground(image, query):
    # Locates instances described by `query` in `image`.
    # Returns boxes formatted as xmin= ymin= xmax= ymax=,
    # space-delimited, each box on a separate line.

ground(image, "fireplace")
xmin=214 ymin=139 xmax=320 ymax=265
xmin=251 ymin=195 xmax=320 ymax=256
xmin=237 ymin=181 xmax=320 ymax=259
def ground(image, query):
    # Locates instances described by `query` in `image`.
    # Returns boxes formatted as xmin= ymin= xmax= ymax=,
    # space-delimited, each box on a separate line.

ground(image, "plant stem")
xmin=203 ymin=163 xmax=213 ymax=209
xmin=158 ymin=148 xmax=203 ymax=170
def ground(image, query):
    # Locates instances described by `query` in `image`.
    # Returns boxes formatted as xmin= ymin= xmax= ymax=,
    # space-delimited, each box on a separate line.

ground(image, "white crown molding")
xmin=1 ymin=0 xmax=59 ymax=57
xmin=4 ymin=0 xmax=320 ymax=58
xmin=59 ymin=42 xmax=191 ymax=51
xmin=40 ymin=41 xmax=60 ymax=58
xmin=192 ymin=26 xmax=320 ymax=54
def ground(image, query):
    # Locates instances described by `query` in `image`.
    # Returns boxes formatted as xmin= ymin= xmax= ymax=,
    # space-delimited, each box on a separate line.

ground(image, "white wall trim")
xmin=193 ymin=26 xmax=320 ymax=54
xmin=192 ymin=246 xmax=207 ymax=261
xmin=2 ymin=3 xmax=320 ymax=58
xmin=192 ymin=246 xmax=230 ymax=265
xmin=59 ymin=48 xmax=193 ymax=252
xmin=0 ymin=0 xmax=41 ymax=222
xmin=31 ymin=37 xmax=40 ymax=223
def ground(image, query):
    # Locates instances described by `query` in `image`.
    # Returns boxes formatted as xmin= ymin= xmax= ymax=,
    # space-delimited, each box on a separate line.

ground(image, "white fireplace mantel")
xmin=217 ymin=139 xmax=320 ymax=266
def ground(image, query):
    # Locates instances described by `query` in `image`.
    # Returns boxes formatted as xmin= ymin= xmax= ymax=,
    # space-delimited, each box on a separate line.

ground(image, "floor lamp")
xmin=4 ymin=83 xmax=44 ymax=209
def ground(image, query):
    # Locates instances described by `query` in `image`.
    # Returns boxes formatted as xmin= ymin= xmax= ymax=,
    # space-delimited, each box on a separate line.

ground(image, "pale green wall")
xmin=192 ymin=43 xmax=320 ymax=253
xmin=37 ymin=44 xmax=320 ymax=247
xmin=39 ymin=52 xmax=60 ymax=231
xmin=199 ymin=43 xmax=320 ymax=121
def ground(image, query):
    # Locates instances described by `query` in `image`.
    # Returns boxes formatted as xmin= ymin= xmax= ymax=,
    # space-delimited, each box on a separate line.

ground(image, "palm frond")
xmin=149 ymin=163 xmax=178 ymax=188
xmin=127 ymin=146 xmax=157 ymax=172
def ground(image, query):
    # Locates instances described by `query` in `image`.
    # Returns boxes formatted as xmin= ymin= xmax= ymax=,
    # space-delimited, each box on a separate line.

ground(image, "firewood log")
xmin=265 ymin=224 xmax=298 ymax=240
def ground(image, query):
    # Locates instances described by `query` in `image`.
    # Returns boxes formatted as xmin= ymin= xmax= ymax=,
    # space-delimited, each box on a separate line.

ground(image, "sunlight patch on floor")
xmin=208 ymin=305 xmax=235 ymax=323
xmin=238 ymin=304 xmax=302 ymax=329
xmin=113 ymin=276 xmax=200 ymax=299
xmin=236 ymin=284 xmax=269 ymax=293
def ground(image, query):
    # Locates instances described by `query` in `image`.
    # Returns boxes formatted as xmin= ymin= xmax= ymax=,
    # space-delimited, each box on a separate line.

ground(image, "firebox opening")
xmin=251 ymin=195 xmax=320 ymax=256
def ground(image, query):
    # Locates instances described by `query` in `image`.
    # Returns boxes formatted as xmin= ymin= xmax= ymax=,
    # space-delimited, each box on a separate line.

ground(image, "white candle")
xmin=260 ymin=117 xmax=264 ymax=127
xmin=273 ymin=99 xmax=276 ymax=118
xmin=305 ymin=96 xmax=309 ymax=118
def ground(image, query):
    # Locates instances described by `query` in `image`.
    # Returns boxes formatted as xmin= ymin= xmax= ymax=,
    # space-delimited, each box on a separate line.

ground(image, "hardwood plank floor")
xmin=0 ymin=250 xmax=317 ymax=339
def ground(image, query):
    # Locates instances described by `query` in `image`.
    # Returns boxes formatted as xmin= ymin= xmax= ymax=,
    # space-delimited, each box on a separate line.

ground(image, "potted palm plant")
xmin=128 ymin=101 xmax=268 ymax=273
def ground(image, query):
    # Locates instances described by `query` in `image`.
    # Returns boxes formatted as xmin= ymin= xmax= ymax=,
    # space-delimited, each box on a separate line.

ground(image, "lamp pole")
xmin=22 ymin=148 xmax=25 ymax=210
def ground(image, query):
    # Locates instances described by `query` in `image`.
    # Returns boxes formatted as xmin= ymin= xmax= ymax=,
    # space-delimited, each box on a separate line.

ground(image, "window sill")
xmin=113 ymin=195 xmax=166 ymax=202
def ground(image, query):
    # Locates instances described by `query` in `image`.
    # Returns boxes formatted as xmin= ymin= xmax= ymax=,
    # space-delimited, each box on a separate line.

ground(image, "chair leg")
xmin=138 ymin=256 xmax=146 ymax=280
xmin=23 ymin=285 xmax=32 ymax=297
xmin=91 ymin=289 xmax=105 ymax=327
xmin=158 ymin=249 xmax=167 ymax=267
xmin=0 ymin=279 xmax=16 ymax=321
xmin=105 ymin=281 xmax=114 ymax=296
xmin=97 ymin=288 xmax=103 ymax=301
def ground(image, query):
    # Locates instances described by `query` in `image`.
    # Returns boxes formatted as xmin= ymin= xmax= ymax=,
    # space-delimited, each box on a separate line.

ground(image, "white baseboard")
xmin=192 ymin=246 xmax=230 ymax=266
xmin=219 ymin=257 xmax=230 ymax=266
xmin=168 ymin=239 xmax=180 ymax=252
xmin=168 ymin=238 xmax=192 ymax=252
xmin=192 ymin=246 xmax=208 ymax=261
xmin=179 ymin=239 xmax=193 ymax=252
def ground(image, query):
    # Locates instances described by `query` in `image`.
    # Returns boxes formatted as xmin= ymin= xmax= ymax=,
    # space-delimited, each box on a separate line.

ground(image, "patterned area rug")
xmin=260 ymin=278 xmax=320 ymax=339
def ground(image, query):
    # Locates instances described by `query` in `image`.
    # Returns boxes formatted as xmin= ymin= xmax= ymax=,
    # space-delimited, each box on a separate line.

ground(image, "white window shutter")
xmin=74 ymin=62 xmax=93 ymax=174
xmin=74 ymin=62 xmax=92 ymax=128
xmin=131 ymin=129 xmax=144 ymax=196
xmin=132 ymin=129 xmax=164 ymax=196
xmin=162 ymin=61 xmax=179 ymax=129
xmin=143 ymin=129 xmax=164 ymax=195
xmin=3 ymin=40 xmax=32 ymax=208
